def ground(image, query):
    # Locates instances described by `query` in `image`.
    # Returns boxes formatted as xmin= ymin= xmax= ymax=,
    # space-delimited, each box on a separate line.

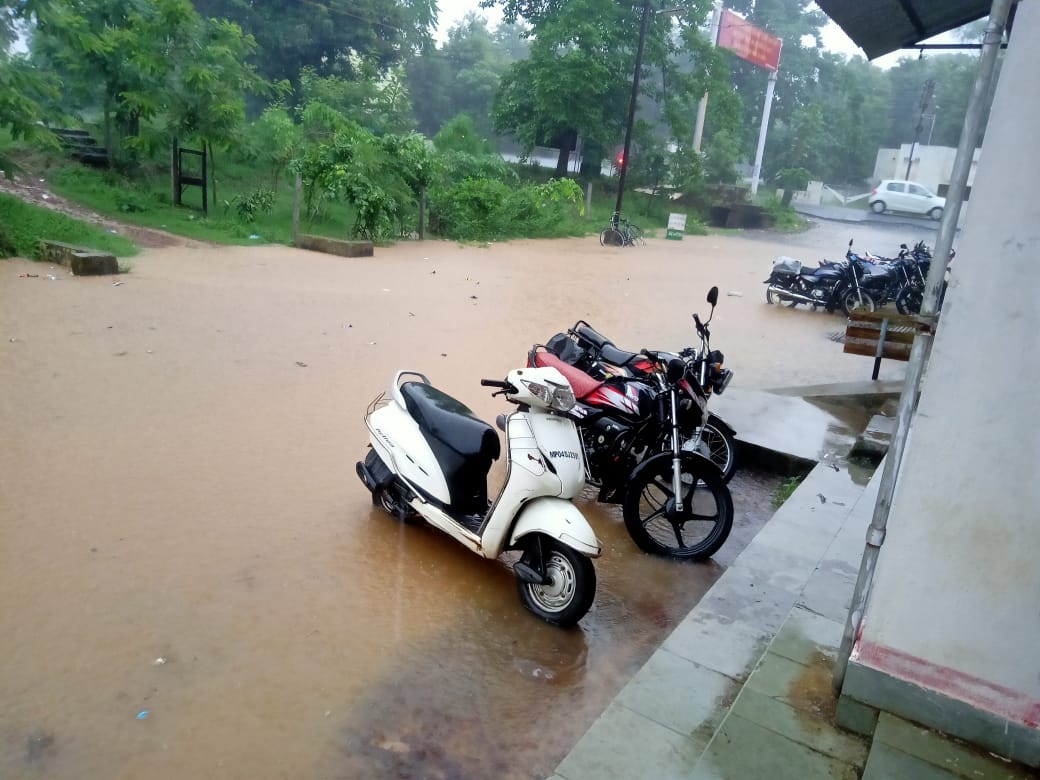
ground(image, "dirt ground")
xmin=0 ymin=227 xmax=910 ymax=779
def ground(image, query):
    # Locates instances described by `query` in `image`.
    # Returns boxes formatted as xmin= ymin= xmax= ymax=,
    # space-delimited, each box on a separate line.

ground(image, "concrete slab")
xmin=692 ymin=713 xmax=860 ymax=779
xmin=555 ymin=702 xmax=702 ymax=780
xmin=615 ymin=649 xmax=740 ymax=744
xmin=711 ymin=389 xmax=863 ymax=465
xmin=732 ymin=687 xmax=869 ymax=766
xmin=662 ymin=608 xmax=773 ymax=683
xmin=696 ymin=566 xmax=802 ymax=636
xmin=769 ymin=606 xmax=844 ymax=666
xmin=863 ymin=742 xmax=961 ymax=780
xmin=769 ymin=380 xmax=903 ymax=400
xmin=746 ymin=651 xmax=834 ymax=716
xmin=873 ymin=714 xmax=1037 ymax=780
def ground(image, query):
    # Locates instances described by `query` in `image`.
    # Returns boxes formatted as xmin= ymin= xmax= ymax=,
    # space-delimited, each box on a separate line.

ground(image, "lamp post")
xmin=614 ymin=0 xmax=653 ymax=221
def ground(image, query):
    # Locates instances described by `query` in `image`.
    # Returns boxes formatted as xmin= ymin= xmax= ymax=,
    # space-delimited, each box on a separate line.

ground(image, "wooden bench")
xmin=843 ymin=311 xmax=937 ymax=380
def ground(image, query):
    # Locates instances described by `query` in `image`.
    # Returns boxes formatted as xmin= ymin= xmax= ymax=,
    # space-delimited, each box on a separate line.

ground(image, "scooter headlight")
xmin=523 ymin=380 xmax=576 ymax=412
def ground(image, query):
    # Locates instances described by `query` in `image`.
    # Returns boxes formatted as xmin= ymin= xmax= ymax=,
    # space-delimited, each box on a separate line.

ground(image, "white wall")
xmin=856 ymin=0 xmax=1040 ymax=726
xmin=873 ymin=146 xmax=981 ymax=195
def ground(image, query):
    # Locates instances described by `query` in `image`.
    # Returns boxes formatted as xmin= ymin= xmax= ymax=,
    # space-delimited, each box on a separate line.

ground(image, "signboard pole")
xmin=693 ymin=1 xmax=724 ymax=153
xmin=750 ymin=68 xmax=778 ymax=196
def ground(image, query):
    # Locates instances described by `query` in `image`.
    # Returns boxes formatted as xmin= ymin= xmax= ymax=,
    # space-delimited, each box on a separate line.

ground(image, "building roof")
xmin=815 ymin=0 xmax=993 ymax=59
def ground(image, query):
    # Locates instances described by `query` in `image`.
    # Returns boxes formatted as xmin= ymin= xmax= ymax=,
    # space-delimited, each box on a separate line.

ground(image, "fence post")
xmin=292 ymin=172 xmax=302 ymax=244
xmin=585 ymin=182 xmax=593 ymax=220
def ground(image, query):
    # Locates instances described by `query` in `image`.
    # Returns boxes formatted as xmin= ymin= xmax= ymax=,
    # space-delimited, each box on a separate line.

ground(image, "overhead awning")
xmin=815 ymin=0 xmax=993 ymax=59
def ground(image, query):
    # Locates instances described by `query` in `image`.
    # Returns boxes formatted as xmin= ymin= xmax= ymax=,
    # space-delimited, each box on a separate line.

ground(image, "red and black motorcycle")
xmin=527 ymin=288 xmax=735 ymax=560
xmin=535 ymin=288 xmax=738 ymax=483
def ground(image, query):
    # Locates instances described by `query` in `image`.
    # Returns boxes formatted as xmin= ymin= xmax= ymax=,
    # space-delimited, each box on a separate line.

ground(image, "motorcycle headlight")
xmin=548 ymin=382 xmax=576 ymax=412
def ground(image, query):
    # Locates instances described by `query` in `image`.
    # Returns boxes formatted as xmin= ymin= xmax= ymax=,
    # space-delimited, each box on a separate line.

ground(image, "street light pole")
xmin=615 ymin=0 xmax=652 ymax=219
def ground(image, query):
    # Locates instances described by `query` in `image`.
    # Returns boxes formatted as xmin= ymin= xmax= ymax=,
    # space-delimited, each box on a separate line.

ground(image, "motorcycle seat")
xmin=530 ymin=351 xmax=604 ymax=399
xmin=400 ymin=382 xmax=501 ymax=464
xmin=599 ymin=342 xmax=643 ymax=368
xmin=573 ymin=322 xmax=611 ymax=350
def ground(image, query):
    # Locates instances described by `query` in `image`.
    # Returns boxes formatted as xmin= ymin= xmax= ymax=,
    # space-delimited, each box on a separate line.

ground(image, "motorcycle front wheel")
xmin=622 ymin=452 xmax=734 ymax=560
xmin=841 ymin=290 xmax=876 ymax=317
xmin=896 ymin=287 xmax=923 ymax=315
xmin=517 ymin=536 xmax=596 ymax=627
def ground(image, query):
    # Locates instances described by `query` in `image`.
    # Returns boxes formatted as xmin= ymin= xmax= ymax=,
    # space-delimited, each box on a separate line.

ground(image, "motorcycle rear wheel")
xmin=685 ymin=422 xmax=738 ymax=484
xmin=517 ymin=536 xmax=596 ymax=627
xmin=623 ymin=453 xmax=734 ymax=560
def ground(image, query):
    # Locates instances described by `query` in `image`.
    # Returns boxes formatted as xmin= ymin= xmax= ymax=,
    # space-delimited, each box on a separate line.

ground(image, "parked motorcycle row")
xmin=765 ymin=239 xmax=952 ymax=317
xmin=356 ymin=287 xmax=739 ymax=628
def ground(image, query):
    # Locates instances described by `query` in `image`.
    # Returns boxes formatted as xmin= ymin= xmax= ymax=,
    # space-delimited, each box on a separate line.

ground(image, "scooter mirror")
xmin=666 ymin=358 xmax=686 ymax=384
xmin=706 ymin=286 xmax=719 ymax=307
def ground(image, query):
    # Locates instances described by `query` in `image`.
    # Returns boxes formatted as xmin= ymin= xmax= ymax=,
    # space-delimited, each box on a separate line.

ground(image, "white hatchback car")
xmin=869 ymin=180 xmax=946 ymax=220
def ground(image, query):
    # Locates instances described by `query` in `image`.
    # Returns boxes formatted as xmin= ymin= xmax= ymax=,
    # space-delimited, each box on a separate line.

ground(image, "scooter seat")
xmin=530 ymin=351 xmax=603 ymax=399
xmin=401 ymin=382 xmax=500 ymax=463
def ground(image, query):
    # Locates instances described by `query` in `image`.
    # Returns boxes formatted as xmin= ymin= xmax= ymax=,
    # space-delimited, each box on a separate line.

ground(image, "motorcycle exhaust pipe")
xmin=767 ymin=286 xmax=819 ymax=305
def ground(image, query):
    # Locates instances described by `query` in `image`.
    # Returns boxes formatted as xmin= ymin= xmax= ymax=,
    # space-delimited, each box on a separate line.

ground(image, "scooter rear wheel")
xmin=517 ymin=536 xmax=596 ymax=627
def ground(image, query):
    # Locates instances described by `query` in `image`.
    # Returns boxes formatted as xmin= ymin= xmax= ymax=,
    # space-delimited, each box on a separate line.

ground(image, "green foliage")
xmin=437 ymin=151 xmax=517 ymax=185
xmin=225 ymin=186 xmax=275 ymax=223
xmin=761 ymin=195 xmax=807 ymax=232
xmin=0 ymin=192 xmax=137 ymax=258
xmin=406 ymin=16 xmax=528 ymax=139
xmin=772 ymin=475 xmax=803 ymax=508
xmin=774 ymin=167 xmax=810 ymax=191
xmin=297 ymin=120 xmax=407 ymax=239
xmin=427 ymin=177 xmax=582 ymax=241
xmin=298 ymin=63 xmax=414 ymax=136
xmin=190 ymin=0 xmax=436 ymax=93
xmin=0 ymin=53 xmax=59 ymax=178
xmin=703 ymin=129 xmax=742 ymax=184
xmin=432 ymin=114 xmax=494 ymax=155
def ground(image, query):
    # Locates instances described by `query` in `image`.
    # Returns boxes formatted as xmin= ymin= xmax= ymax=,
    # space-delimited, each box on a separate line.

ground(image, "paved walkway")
xmin=549 ymin=454 xmax=1038 ymax=779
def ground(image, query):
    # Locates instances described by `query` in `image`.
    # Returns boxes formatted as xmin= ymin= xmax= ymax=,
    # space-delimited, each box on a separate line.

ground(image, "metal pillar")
xmin=749 ymin=68 xmax=777 ymax=196
xmin=692 ymin=1 xmax=723 ymax=153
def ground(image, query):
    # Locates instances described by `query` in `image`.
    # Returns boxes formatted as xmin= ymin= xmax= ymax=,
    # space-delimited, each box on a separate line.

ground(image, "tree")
xmin=190 ymin=0 xmax=437 ymax=96
xmin=405 ymin=16 xmax=527 ymax=139
xmin=297 ymin=61 xmax=414 ymax=137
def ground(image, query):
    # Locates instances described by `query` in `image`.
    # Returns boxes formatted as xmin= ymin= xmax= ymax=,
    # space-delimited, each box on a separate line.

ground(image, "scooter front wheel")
xmin=517 ymin=536 xmax=596 ymax=628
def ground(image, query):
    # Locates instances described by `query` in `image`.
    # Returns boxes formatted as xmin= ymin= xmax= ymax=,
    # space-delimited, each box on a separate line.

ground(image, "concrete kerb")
xmin=552 ymin=462 xmax=881 ymax=780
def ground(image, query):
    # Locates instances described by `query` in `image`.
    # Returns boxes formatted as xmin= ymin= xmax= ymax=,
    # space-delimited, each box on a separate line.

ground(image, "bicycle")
xmin=599 ymin=212 xmax=645 ymax=247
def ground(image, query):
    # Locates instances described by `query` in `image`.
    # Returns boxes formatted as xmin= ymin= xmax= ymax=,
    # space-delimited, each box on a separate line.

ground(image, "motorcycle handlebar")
xmin=480 ymin=379 xmax=512 ymax=388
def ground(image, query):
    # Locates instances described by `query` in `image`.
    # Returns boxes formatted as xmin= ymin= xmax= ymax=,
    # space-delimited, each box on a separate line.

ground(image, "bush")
xmin=428 ymin=177 xmax=582 ymax=241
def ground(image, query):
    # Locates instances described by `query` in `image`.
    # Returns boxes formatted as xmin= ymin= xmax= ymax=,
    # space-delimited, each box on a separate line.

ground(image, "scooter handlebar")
xmin=480 ymin=379 xmax=513 ymax=389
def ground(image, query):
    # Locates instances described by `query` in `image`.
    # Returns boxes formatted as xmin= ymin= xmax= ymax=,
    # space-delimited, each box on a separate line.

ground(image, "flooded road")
xmin=1 ymin=233 xmax=867 ymax=778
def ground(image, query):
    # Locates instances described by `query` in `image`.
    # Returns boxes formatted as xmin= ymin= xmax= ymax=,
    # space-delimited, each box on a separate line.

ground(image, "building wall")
xmin=846 ymin=0 xmax=1040 ymax=765
xmin=872 ymin=145 xmax=980 ymax=194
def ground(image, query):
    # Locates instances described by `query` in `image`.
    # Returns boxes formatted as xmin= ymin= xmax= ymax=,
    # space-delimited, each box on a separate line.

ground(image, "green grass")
xmin=0 ymin=192 xmax=138 ymax=259
xmin=771 ymin=475 xmax=804 ymax=509
xmin=47 ymin=162 xmax=361 ymax=246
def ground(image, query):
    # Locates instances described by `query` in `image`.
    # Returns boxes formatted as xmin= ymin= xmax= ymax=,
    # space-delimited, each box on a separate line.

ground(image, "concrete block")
xmin=862 ymin=741 xmax=959 ymax=780
xmin=835 ymin=695 xmax=880 ymax=736
xmin=70 ymin=252 xmax=119 ymax=275
xmin=294 ymin=233 xmax=374 ymax=257
xmin=39 ymin=240 xmax=119 ymax=275
xmin=849 ymin=413 xmax=896 ymax=460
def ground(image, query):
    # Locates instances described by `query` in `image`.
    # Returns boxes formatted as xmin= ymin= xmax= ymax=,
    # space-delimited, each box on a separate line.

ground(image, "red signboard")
xmin=717 ymin=9 xmax=782 ymax=71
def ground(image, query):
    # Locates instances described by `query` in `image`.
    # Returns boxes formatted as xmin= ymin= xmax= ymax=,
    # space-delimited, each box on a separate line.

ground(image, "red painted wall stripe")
xmin=853 ymin=639 xmax=1040 ymax=729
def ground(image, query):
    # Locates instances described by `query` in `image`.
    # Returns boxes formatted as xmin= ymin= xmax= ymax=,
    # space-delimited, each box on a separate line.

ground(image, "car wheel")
xmin=870 ymin=200 xmax=886 ymax=214
xmin=929 ymin=207 xmax=943 ymax=221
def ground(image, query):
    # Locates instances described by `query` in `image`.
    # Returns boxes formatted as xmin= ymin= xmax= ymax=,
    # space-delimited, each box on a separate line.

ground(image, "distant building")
xmin=873 ymin=144 xmax=981 ymax=198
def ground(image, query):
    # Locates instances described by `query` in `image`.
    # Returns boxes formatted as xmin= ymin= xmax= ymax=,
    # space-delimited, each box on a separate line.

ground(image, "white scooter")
xmin=356 ymin=367 xmax=601 ymax=627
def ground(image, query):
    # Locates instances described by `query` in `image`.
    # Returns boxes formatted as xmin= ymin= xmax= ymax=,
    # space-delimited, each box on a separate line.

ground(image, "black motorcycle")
xmin=764 ymin=254 xmax=847 ymax=311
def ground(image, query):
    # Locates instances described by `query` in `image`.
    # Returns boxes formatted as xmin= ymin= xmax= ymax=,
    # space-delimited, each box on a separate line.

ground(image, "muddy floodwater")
xmin=1 ymin=232 xmax=886 ymax=779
